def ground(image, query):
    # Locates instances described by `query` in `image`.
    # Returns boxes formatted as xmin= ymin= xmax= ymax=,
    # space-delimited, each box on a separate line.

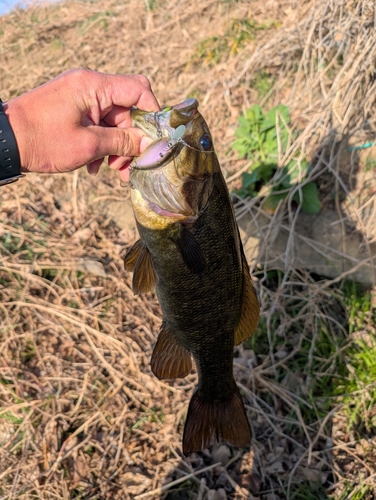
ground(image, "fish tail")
xmin=182 ymin=384 xmax=251 ymax=456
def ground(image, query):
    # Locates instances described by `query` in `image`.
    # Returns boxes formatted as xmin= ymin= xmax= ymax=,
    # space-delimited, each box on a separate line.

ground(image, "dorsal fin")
xmin=124 ymin=240 xmax=157 ymax=294
xmin=234 ymin=252 xmax=260 ymax=345
xmin=151 ymin=322 xmax=192 ymax=379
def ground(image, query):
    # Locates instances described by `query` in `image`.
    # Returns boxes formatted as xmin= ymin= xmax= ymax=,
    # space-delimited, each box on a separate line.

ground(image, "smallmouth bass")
xmin=124 ymin=99 xmax=260 ymax=455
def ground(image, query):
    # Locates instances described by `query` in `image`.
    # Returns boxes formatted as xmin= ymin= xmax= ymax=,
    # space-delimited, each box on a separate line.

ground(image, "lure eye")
xmin=199 ymin=134 xmax=212 ymax=151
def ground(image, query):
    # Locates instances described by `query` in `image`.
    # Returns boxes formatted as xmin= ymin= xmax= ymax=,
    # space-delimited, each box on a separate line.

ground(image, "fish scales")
xmin=138 ymin=172 xmax=240 ymax=396
xmin=124 ymin=99 xmax=260 ymax=455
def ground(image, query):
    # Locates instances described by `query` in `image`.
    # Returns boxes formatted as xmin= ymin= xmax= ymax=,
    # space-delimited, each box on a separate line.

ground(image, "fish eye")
xmin=199 ymin=134 xmax=212 ymax=151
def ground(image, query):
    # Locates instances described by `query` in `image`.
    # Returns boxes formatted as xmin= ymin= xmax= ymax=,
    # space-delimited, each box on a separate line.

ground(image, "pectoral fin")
xmin=234 ymin=252 xmax=260 ymax=345
xmin=124 ymin=239 xmax=157 ymax=294
xmin=151 ymin=322 xmax=192 ymax=379
xmin=171 ymin=225 xmax=206 ymax=274
xmin=124 ymin=239 xmax=143 ymax=271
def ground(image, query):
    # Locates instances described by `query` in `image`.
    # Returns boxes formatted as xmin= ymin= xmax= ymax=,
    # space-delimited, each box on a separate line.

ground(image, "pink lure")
xmin=132 ymin=125 xmax=186 ymax=170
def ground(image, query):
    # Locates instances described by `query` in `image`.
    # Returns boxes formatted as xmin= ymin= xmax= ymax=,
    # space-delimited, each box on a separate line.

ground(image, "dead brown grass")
xmin=1 ymin=0 xmax=376 ymax=499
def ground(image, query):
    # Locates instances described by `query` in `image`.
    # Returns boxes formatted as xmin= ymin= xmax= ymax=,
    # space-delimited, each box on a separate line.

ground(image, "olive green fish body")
xmin=137 ymin=171 xmax=240 ymax=401
xmin=124 ymin=99 xmax=260 ymax=455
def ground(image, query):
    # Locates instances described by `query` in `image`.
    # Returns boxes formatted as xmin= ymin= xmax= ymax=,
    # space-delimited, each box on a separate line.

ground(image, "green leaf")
xmin=262 ymin=130 xmax=278 ymax=156
xmin=241 ymin=171 xmax=259 ymax=188
xmin=247 ymin=104 xmax=263 ymax=123
xmin=280 ymin=159 xmax=310 ymax=187
xmin=232 ymin=142 xmax=247 ymax=158
xmin=263 ymin=104 xmax=290 ymax=130
xmin=293 ymin=182 xmax=321 ymax=214
xmin=237 ymin=116 xmax=250 ymax=131
xmin=257 ymin=163 xmax=276 ymax=182
xmin=262 ymin=192 xmax=288 ymax=213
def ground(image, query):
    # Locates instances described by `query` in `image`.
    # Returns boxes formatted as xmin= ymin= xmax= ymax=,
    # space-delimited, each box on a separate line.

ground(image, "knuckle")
xmin=65 ymin=68 xmax=94 ymax=86
xmin=134 ymin=74 xmax=151 ymax=90
xmin=118 ymin=131 xmax=135 ymax=155
xmin=83 ymin=133 xmax=101 ymax=159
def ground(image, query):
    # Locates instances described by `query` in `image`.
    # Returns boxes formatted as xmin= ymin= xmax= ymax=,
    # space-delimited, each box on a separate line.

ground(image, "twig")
xmin=134 ymin=462 xmax=222 ymax=499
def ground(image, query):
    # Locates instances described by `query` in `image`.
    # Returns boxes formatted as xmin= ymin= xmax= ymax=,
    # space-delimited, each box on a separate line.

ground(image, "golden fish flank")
xmin=124 ymin=98 xmax=260 ymax=456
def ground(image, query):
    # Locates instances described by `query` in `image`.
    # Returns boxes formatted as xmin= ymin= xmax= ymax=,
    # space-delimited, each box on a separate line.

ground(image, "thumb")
xmin=89 ymin=126 xmax=152 ymax=159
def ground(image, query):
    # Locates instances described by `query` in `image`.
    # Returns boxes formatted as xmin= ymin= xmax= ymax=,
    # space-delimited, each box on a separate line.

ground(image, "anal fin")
xmin=234 ymin=252 xmax=260 ymax=345
xmin=183 ymin=384 xmax=251 ymax=456
xmin=151 ymin=322 xmax=192 ymax=379
xmin=124 ymin=239 xmax=157 ymax=294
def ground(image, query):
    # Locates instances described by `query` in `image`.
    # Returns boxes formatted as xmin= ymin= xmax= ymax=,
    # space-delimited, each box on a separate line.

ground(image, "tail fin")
xmin=182 ymin=385 xmax=251 ymax=456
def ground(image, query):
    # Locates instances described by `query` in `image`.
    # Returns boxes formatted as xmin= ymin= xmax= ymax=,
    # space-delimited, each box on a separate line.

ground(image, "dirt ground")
xmin=1 ymin=0 xmax=376 ymax=499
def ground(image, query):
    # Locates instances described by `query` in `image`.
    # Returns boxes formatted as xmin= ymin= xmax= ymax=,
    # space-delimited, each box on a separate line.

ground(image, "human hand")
xmin=3 ymin=69 xmax=160 ymax=182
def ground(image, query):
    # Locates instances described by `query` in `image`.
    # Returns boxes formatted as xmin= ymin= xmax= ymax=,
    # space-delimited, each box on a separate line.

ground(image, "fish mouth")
xmin=130 ymin=99 xmax=199 ymax=171
xmin=129 ymin=98 xmax=209 ymax=221
xmin=131 ymin=98 xmax=199 ymax=140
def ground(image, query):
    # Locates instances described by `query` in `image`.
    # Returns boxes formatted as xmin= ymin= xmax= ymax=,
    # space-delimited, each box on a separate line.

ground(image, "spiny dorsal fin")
xmin=234 ymin=252 xmax=260 ymax=345
xmin=131 ymin=243 xmax=157 ymax=294
xmin=170 ymin=225 xmax=206 ymax=274
xmin=124 ymin=239 xmax=143 ymax=272
xmin=151 ymin=321 xmax=192 ymax=380
xmin=183 ymin=383 xmax=251 ymax=456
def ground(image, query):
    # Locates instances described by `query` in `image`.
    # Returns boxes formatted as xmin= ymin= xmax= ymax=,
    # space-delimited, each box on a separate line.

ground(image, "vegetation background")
xmin=1 ymin=0 xmax=376 ymax=499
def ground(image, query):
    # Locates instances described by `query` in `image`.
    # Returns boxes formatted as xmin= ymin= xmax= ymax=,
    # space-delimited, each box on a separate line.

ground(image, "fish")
xmin=124 ymin=98 xmax=260 ymax=456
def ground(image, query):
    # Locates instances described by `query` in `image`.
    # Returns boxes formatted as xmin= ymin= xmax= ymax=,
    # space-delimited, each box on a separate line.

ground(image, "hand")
xmin=3 ymin=69 xmax=160 ymax=182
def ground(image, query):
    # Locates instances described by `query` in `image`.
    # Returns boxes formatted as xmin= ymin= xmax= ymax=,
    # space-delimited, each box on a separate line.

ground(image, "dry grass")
xmin=1 ymin=0 xmax=376 ymax=499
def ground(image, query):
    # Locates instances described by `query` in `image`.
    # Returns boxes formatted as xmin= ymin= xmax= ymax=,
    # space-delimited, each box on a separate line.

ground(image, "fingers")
xmin=87 ymin=158 xmax=104 ymax=176
xmin=85 ymin=126 xmax=152 ymax=178
xmin=102 ymin=105 xmax=132 ymax=127
xmin=105 ymin=73 xmax=160 ymax=114
xmin=108 ymin=155 xmax=132 ymax=171
xmin=89 ymin=126 xmax=153 ymax=160
xmin=119 ymin=165 xmax=130 ymax=183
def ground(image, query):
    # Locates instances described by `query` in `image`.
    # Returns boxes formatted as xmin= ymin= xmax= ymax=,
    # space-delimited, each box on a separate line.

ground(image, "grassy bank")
xmin=1 ymin=0 xmax=376 ymax=498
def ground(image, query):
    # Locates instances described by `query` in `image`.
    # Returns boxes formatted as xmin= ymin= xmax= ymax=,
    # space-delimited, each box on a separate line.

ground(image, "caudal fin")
xmin=182 ymin=385 xmax=251 ymax=456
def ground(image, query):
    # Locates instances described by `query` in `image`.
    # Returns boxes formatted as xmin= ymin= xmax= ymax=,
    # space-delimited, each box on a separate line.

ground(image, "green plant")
xmin=144 ymin=0 xmax=158 ymax=9
xmin=0 ymin=412 xmax=23 ymax=425
xmin=364 ymin=157 xmax=376 ymax=172
xmin=79 ymin=11 xmax=116 ymax=34
xmin=233 ymin=104 xmax=321 ymax=214
xmin=165 ymin=480 xmax=199 ymax=500
xmin=338 ymin=482 xmax=374 ymax=500
xmin=341 ymin=338 xmax=376 ymax=432
xmin=322 ymin=283 xmax=376 ymax=434
xmin=21 ymin=338 xmax=36 ymax=362
xmin=290 ymin=483 xmax=329 ymax=500
xmin=191 ymin=19 xmax=275 ymax=66
xmin=250 ymin=70 xmax=275 ymax=99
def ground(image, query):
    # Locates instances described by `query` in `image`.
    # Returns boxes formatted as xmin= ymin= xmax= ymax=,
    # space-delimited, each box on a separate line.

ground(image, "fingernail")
xmin=140 ymin=135 xmax=153 ymax=153
xmin=87 ymin=164 xmax=99 ymax=176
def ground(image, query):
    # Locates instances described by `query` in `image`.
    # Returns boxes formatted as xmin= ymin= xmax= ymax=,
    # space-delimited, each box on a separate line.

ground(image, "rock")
xmin=121 ymin=472 xmax=151 ymax=495
xmin=207 ymin=489 xmax=227 ymax=500
xmin=211 ymin=444 xmax=231 ymax=465
xmin=97 ymin=198 xmax=137 ymax=234
xmin=237 ymin=206 xmax=376 ymax=285
xmin=76 ymin=259 xmax=106 ymax=277
xmin=87 ymin=172 xmax=376 ymax=285
xmin=71 ymin=227 xmax=92 ymax=244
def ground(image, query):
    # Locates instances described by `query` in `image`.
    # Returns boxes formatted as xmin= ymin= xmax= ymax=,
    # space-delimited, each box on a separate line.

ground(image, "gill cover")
xmin=129 ymin=98 xmax=217 ymax=228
